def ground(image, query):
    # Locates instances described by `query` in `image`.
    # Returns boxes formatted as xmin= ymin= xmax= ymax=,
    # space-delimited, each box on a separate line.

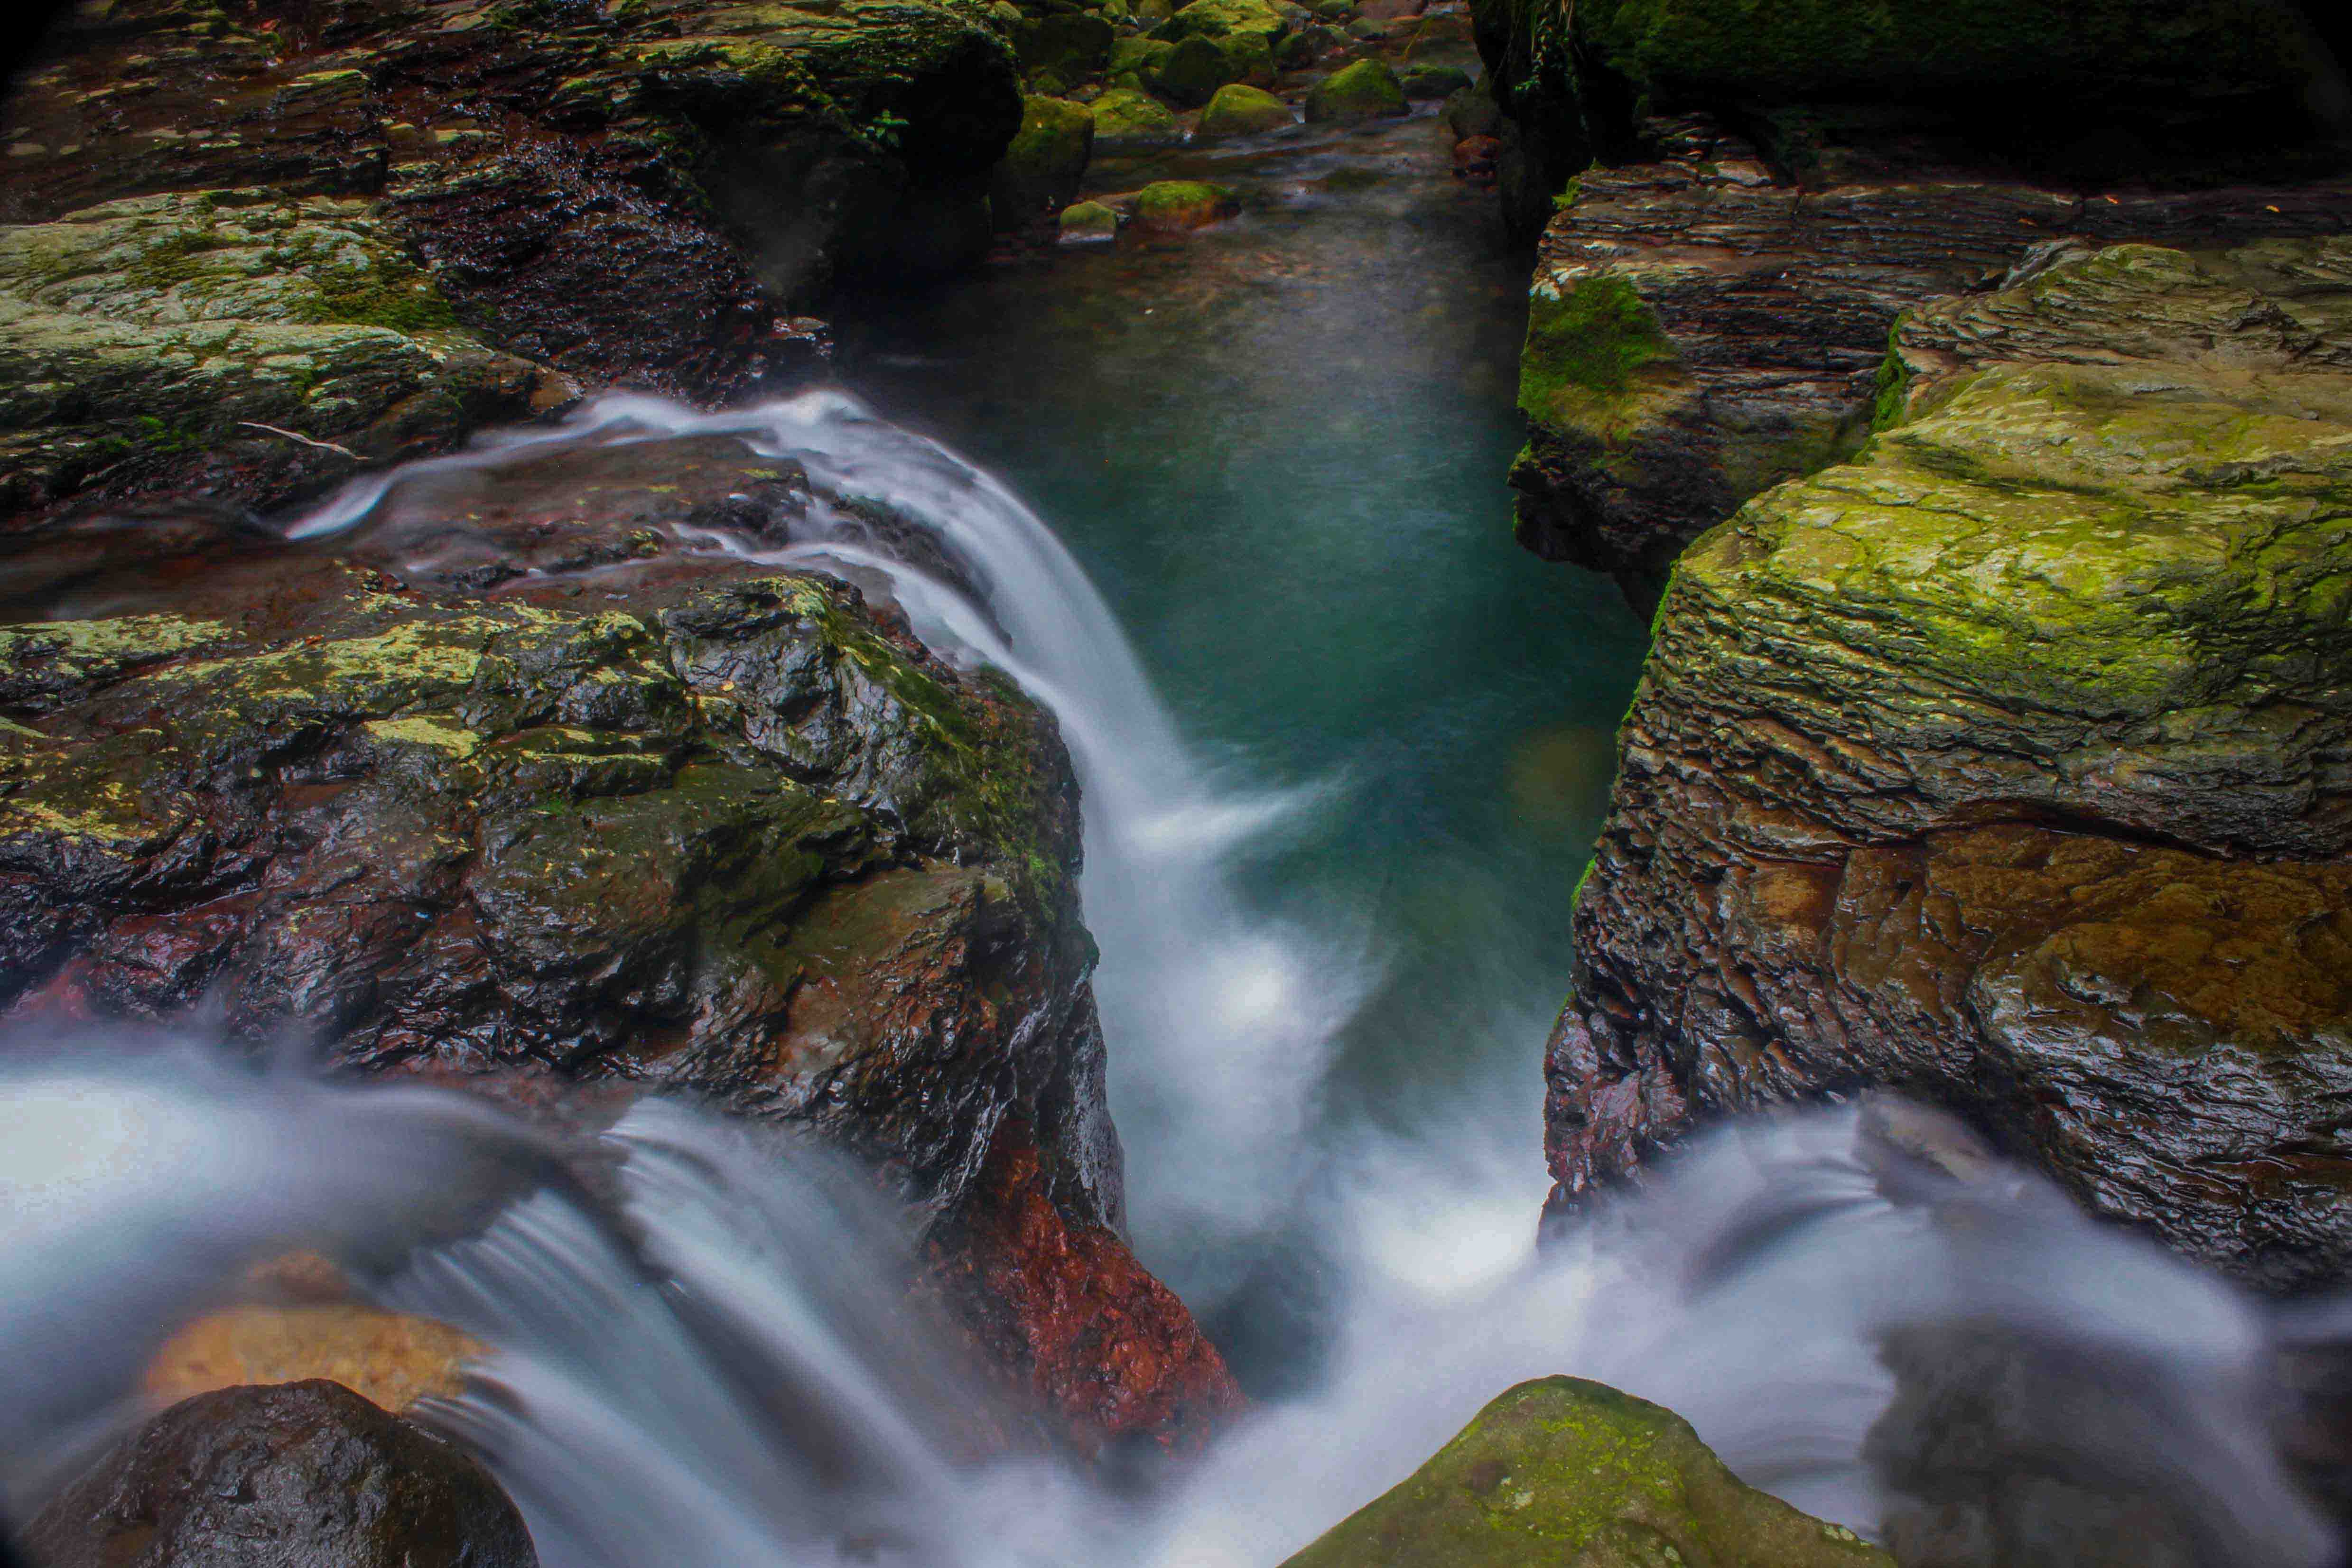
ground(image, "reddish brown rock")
xmin=928 ymin=1119 xmax=1246 ymax=1459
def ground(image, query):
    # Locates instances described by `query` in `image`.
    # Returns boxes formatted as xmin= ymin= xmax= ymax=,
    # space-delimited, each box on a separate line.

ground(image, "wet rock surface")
xmin=0 ymin=0 xmax=1026 ymax=521
xmin=1506 ymin=114 xmax=2352 ymax=598
xmin=23 ymin=1379 xmax=538 ymax=1568
xmin=925 ymin=1115 xmax=1246 ymax=1458
xmin=1548 ymin=238 xmax=2352 ymax=1290
xmin=0 ymin=541 xmax=1111 ymax=1231
xmin=1279 ymin=1375 xmax=1893 ymax=1568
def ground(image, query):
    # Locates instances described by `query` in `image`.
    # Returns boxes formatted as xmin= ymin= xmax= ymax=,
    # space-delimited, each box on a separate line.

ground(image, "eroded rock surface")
xmin=1548 ymin=239 xmax=2352 ymax=1290
xmin=1279 ymin=1375 xmax=1892 ymax=1568
xmin=24 ymin=1379 xmax=539 ymax=1568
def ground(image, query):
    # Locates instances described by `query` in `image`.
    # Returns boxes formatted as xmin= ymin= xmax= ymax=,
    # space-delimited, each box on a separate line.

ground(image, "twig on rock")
xmin=237 ymin=422 xmax=360 ymax=459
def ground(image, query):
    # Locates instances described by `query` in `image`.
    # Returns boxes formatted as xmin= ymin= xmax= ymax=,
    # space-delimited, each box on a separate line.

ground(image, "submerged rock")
xmin=1304 ymin=58 xmax=1410 ymax=123
xmin=1198 ymin=84 xmax=1293 ymax=137
xmin=24 ymin=1380 xmax=537 ymax=1568
xmin=1280 ymin=1376 xmax=1892 ymax=1567
xmin=144 ymin=1304 xmax=487 ymax=1418
xmin=1133 ymin=180 xmax=1241 ymax=231
xmin=1550 ymin=238 xmax=2352 ymax=1290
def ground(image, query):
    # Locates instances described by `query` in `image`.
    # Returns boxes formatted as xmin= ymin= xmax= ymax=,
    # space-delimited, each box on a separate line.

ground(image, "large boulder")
xmin=1304 ymin=58 xmax=1409 ymax=123
xmin=1198 ymin=84 xmax=1292 ymax=137
xmin=0 ymin=0 xmax=1027 ymax=523
xmin=1280 ymin=1376 xmax=1892 ymax=1568
xmin=1548 ymin=238 xmax=2352 ymax=1290
xmin=23 ymin=1380 xmax=538 ymax=1568
xmin=1506 ymin=114 xmax=2352 ymax=604
xmin=1088 ymin=87 xmax=1186 ymax=151
xmin=0 ymin=424 xmax=1243 ymax=1452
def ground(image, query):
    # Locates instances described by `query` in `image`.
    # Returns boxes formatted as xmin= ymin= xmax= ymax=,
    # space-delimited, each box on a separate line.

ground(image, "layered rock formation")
xmin=0 ymin=0 xmax=1025 ymax=520
xmin=1549 ymin=239 xmax=2352 ymax=1290
xmin=1506 ymin=116 xmax=2352 ymax=602
xmin=1280 ymin=1376 xmax=1892 ymax=1568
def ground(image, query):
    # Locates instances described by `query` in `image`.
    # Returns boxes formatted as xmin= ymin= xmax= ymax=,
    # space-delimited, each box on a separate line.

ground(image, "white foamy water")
xmin=0 ymin=1054 xmax=2333 ymax=1568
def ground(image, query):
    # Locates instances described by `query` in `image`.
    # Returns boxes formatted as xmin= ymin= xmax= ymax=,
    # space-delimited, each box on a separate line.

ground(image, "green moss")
xmin=1198 ymin=82 xmax=1290 ymax=136
xmin=1282 ymin=1377 xmax=1893 ymax=1568
xmin=1517 ymin=273 xmax=1683 ymax=434
xmin=1304 ymin=56 xmax=1408 ymax=122
xmin=1132 ymin=180 xmax=1240 ymax=231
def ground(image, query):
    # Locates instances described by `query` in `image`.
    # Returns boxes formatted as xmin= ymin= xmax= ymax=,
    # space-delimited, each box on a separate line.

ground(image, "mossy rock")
xmin=0 ymin=191 xmax=558 ymax=521
xmin=989 ymin=95 xmax=1097 ymax=229
xmin=1150 ymin=34 xmax=1241 ymax=105
xmin=1153 ymin=0 xmax=1289 ymax=47
xmin=1198 ymin=83 xmax=1292 ymax=136
xmin=1281 ymin=1377 xmax=1893 ymax=1568
xmin=1399 ymin=63 xmax=1471 ymax=99
xmin=1088 ymin=87 xmax=1186 ymax=148
xmin=1441 ymin=81 xmax=1501 ymax=138
xmin=1109 ymin=34 xmax=1177 ymax=75
xmin=1058 ymin=199 xmax=1121 ymax=242
xmin=1304 ymin=56 xmax=1408 ymax=121
xmin=1131 ymin=179 xmax=1241 ymax=231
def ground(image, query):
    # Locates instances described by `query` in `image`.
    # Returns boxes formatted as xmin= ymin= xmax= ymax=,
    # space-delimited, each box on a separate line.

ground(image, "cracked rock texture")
xmin=1548 ymin=238 xmax=2352 ymax=1291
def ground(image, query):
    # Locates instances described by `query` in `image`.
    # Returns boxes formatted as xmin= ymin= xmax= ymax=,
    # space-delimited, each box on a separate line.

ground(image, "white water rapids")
xmin=1 ymin=393 xmax=2341 ymax=1567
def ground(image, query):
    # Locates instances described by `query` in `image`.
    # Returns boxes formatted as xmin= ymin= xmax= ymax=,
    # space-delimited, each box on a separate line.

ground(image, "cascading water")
xmin=290 ymin=388 xmax=1375 ymax=1308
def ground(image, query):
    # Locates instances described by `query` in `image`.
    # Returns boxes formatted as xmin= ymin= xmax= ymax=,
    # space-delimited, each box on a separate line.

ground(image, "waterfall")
xmin=292 ymin=389 xmax=1376 ymax=1307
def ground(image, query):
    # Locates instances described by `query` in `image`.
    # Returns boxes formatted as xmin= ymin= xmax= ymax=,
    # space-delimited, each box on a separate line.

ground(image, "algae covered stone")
xmin=1133 ymin=181 xmax=1241 ymax=232
xmin=1305 ymin=58 xmax=1409 ymax=122
xmin=1059 ymin=200 xmax=1122 ymax=242
xmin=1199 ymin=84 xmax=1292 ymax=137
xmin=1282 ymin=1376 xmax=1892 ymax=1568
xmin=1089 ymin=87 xmax=1187 ymax=149
xmin=990 ymin=96 xmax=1098 ymax=229
xmin=1151 ymin=35 xmax=1243 ymax=106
